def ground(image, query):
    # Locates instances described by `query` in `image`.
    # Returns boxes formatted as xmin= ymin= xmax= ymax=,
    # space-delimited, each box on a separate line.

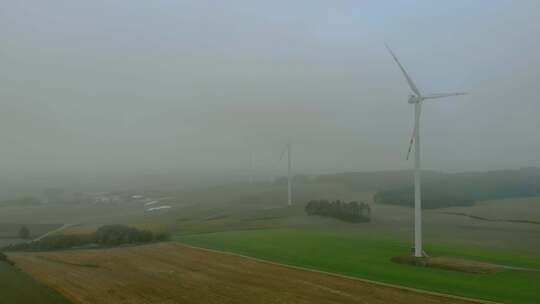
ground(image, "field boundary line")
xmin=178 ymin=242 xmax=503 ymax=304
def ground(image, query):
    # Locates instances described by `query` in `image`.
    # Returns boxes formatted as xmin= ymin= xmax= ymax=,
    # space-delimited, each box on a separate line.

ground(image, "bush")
xmin=18 ymin=226 xmax=30 ymax=239
xmin=305 ymin=200 xmax=371 ymax=222
xmin=154 ymin=232 xmax=170 ymax=242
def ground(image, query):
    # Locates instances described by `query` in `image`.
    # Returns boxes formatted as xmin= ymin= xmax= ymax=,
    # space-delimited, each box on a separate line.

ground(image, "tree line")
xmin=2 ymin=225 xmax=169 ymax=252
xmin=305 ymin=200 xmax=371 ymax=222
xmin=374 ymin=187 xmax=474 ymax=209
xmin=374 ymin=168 xmax=540 ymax=209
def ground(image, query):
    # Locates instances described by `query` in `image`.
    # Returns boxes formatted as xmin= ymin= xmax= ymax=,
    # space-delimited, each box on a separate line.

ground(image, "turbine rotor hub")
xmin=408 ymin=95 xmax=421 ymax=104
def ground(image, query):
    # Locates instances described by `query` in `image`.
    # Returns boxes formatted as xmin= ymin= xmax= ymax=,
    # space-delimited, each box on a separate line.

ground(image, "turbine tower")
xmin=280 ymin=143 xmax=292 ymax=205
xmin=386 ymin=44 xmax=466 ymax=257
xmin=249 ymin=151 xmax=254 ymax=185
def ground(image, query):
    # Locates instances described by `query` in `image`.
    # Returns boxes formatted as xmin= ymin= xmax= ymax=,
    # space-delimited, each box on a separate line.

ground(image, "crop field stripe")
xmin=179 ymin=242 xmax=502 ymax=304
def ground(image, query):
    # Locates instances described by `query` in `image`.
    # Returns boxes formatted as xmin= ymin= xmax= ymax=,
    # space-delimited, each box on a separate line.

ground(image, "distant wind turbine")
xmin=385 ymin=44 xmax=466 ymax=257
xmin=280 ymin=143 xmax=292 ymax=205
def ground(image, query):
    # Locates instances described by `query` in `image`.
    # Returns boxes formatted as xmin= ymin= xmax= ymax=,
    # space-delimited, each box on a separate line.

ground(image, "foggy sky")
xmin=1 ymin=1 xmax=539 ymax=192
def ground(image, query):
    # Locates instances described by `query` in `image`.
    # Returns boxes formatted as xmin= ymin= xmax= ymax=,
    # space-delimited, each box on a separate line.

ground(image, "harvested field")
xmin=10 ymin=242 xmax=490 ymax=304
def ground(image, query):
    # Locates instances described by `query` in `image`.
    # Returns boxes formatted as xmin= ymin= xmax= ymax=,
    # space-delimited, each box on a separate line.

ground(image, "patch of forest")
xmin=305 ymin=200 xmax=371 ymax=222
xmin=373 ymin=167 xmax=540 ymax=208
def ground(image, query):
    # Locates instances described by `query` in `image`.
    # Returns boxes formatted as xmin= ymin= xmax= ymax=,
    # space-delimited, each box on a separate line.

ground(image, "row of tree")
xmin=2 ymin=225 xmax=168 ymax=252
xmin=18 ymin=226 xmax=30 ymax=239
xmin=305 ymin=200 xmax=371 ymax=222
xmin=94 ymin=225 xmax=159 ymax=245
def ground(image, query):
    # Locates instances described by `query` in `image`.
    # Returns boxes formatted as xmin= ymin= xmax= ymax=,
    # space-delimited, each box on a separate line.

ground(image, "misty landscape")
xmin=1 ymin=1 xmax=539 ymax=304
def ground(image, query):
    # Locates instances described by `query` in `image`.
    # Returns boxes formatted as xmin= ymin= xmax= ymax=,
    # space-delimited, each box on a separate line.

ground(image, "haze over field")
xmin=2 ymin=2 xmax=540 ymax=304
xmin=1 ymin=1 xmax=539 ymax=196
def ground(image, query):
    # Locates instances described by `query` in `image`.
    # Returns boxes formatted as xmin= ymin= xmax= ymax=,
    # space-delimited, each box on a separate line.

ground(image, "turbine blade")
xmin=385 ymin=44 xmax=422 ymax=97
xmin=406 ymin=130 xmax=415 ymax=160
xmin=424 ymin=92 xmax=467 ymax=100
xmin=406 ymin=102 xmax=422 ymax=160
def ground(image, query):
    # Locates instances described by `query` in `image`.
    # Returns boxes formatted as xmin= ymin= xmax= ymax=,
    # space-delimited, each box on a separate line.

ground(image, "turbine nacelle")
xmin=408 ymin=95 xmax=421 ymax=104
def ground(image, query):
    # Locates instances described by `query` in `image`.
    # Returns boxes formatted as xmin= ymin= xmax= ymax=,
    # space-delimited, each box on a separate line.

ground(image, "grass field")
xmin=0 ymin=261 xmax=72 ymax=304
xmin=0 ymin=223 xmax=64 ymax=248
xmin=10 ymin=242 xmax=487 ymax=304
xmin=158 ymin=196 xmax=540 ymax=254
xmin=441 ymin=197 xmax=540 ymax=222
xmin=179 ymin=229 xmax=540 ymax=304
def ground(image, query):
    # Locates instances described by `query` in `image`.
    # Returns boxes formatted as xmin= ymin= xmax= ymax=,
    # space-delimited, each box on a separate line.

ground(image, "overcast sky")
xmin=1 ymin=1 xmax=539 ymax=190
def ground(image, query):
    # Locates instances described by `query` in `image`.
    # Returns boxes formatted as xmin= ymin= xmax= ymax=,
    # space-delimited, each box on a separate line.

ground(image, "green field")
xmin=0 ymin=261 xmax=72 ymax=304
xmin=179 ymin=228 xmax=540 ymax=304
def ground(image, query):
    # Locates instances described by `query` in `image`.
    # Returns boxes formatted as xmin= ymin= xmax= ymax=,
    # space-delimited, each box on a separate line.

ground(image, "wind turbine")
xmin=280 ymin=143 xmax=292 ymax=205
xmin=385 ymin=44 xmax=466 ymax=257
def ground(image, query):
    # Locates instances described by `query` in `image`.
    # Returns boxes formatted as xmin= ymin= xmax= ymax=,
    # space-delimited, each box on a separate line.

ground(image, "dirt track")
xmin=11 ymin=242 xmax=493 ymax=304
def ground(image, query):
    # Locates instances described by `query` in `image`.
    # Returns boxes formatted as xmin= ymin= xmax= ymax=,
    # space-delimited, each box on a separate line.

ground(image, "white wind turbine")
xmin=386 ymin=44 xmax=466 ymax=257
xmin=280 ymin=143 xmax=292 ymax=206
